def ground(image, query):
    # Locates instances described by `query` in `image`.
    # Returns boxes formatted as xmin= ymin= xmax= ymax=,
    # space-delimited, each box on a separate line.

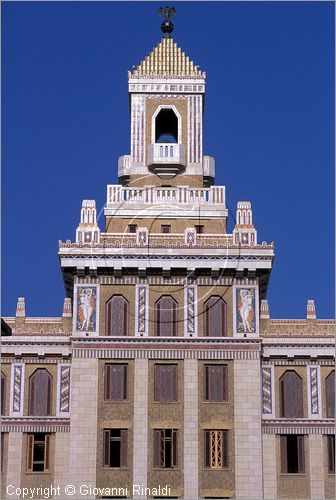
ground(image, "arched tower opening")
xmin=155 ymin=108 xmax=178 ymax=144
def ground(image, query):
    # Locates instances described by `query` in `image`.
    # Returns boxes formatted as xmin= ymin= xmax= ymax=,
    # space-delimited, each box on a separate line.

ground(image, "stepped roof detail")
xmin=129 ymin=37 xmax=205 ymax=79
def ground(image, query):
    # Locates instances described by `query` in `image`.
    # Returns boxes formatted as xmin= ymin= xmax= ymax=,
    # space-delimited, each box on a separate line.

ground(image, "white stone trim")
xmin=9 ymin=363 xmax=25 ymax=417
xmin=184 ymin=285 xmax=198 ymax=337
xmin=57 ymin=363 xmax=71 ymax=416
xmin=307 ymin=364 xmax=322 ymax=419
xmin=262 ymin=364 xmax=275 ymax=419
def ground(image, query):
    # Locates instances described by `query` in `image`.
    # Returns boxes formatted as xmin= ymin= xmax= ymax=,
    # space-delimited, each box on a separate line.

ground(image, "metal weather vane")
xmin=159 ymin=6 xmax=176 ymax=38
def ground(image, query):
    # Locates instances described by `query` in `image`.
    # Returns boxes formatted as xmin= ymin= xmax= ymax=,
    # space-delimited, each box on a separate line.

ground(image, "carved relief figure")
xmin=77 ymin=287 xmax=95 ymax=331
xmin=237 ymin=288 xmax=255 ymax=333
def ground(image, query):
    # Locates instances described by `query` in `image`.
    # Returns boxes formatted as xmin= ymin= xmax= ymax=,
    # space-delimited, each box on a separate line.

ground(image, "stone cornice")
xmin=1 ymin=416 xmax=70 ymax=432
xmin=262 ymin=418 xmax=335 ymax=434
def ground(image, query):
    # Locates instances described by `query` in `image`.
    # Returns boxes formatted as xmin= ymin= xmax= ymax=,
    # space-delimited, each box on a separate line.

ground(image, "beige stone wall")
xmin=323 ymin=435 xmax=335 ymax=499
xmin=133 ymin=359 xmax=149 ymax=498
xmin=1 ymin=433 xmax=8 ymax=498
xmin=309 ymin=434 xmax=324 ymax=499
xmin=184 ymin=359 xmax=198 ymax=499
xmin=4 ymin=432 xmax=22 ymax=499
xmin=262 ymin=434 xmax=277 ymax=499
xmin=234 ymin=359 xmax=263 ymax=499
xmin=69 ymin=358 xmax=98 ymax=498
xmin=276 ymin=435 xmax=310 ymax=498
xmin=54 ymin=433 xmax=70 ymax=499
xmin=148 ymin=360 xmax=184 ymax=494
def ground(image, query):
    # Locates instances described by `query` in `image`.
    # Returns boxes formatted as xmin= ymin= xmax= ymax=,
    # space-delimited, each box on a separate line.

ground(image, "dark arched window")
xmin=280 ymin=371 xmax=303 ymax=418
xmin=29 ymin=369 xmax=52 ymax=416
xmin=155 ymin=296 xmax=177 ymax=337
xmin=155 ymin=109 xmax=178 ymax=143
xmin=326 ymin=371 xmax=335 ymax=418
xmin=204 ymin=296 xmax=227 ymax=337
xmin=1 ymin=372 xmax=6 ymax=415
xmin=106 ymin=295 xmax=128 ymax=336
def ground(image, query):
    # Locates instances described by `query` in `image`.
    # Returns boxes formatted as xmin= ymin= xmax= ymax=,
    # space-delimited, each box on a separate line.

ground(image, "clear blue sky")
xmin=2 ymin=1 xmax=334 ymax=319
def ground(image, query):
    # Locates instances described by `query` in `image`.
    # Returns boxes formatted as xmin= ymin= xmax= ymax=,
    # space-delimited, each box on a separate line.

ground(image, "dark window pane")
xmin=29 ymin=370 xmax=52 ymax=416
xmin=279 ymin=371 xmax=303 ymax=418
xmin=156 ymin=296 xmax=177 ymax=337
xmin=106 ymin=296 xmax=128 ymax=336
xmin=204 ymin=297 xmax=226 ymax=337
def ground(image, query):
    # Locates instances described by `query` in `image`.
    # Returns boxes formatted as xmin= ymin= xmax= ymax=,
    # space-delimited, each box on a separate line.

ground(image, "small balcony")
xmin=147 ymin=143 xmax=186 ymax=179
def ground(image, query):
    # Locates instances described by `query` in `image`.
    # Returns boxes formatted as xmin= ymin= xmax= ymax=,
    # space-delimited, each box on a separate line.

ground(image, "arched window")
xmin=29 ymin=369 xmax=52 ymax=416
xmin=204 ymin=296 xmax=227 ymax=337
xmin=155 ymin=296 xmax=177 ymax=337
xmin=326 ymin=371 xmax=335 ymax=418
xmin=106 ymin=295 xmax=128 ymax=336
xmin=155 ymin=109 xmax=178 ymax=144
xmin=1 ymin=372 xmax=6 ymax=415
xmin=279 ymin=371 xmax=303 ymax=418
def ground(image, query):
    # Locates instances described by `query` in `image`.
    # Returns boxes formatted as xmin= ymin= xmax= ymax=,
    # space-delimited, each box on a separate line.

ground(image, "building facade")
xmin=1 ymin=19 xmax=335 ymax=500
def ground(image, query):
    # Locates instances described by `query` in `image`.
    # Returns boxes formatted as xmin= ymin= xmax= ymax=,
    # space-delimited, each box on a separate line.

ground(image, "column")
xmin=5 ymin=433 xmax=23 ymax=499
xmin=262 ymin=434 xmax=277 ymax=499
xmin=234 ymin=359 xmax=263 ymax=499
xmin=133 ymin=359 xmax=148 ymax=498
xmin=68 ymin=358 xmax=98 ymax=499
xmin=309 ymin=434 xmax=325 ymax=499
xmin=184 ymin=359 xmax=198 ymax=499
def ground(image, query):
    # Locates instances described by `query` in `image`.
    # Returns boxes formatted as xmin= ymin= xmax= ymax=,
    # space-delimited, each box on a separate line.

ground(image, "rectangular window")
xmin=153 ymin=429 xmax=178 ymax=468
xmin=280 ymin=435 xmax=305 ymax=473
xmin=104 ymin=364 xmax=128 ymax=401
xmin=154 ymin=364 xmax=178 ymax=402
xmin=27 ymin=433 xmax=50 ymax=472
xmin=128 ymin=224 xmax=137 ymax=233
xmin=204 ymin=430 xmax=228 ymax=469
xmin=195 ymin=225 xmax=204 ymax=234
xmin=103 ymin=429 xmax=128 ymax=468
xmin=327 ymin=435 xmax=335 ymax=474
xmin=161 ymin=225 xmax=171 ymax=233
xmin=205 ymin=365 xmax=228 ymax=402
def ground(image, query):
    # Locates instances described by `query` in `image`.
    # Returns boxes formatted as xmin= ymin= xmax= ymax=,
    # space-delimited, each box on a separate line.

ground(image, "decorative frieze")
xmin=262 ymin=366 xmax=274 ymax=417
xmin=58 ymin=365 xmax=71 ymax=414
xmin=73 ymin=284 xmax=99 ymax=336
xmin=308 ymin=365 xmax=322 ymax=418
xmin=76 ymin=275 xmax=257 ymax=286
xmin=262 ymin=419 xmax=335 ymax=435
xmin=184 ymin=285 xmax=197 ymax=336
xmin=1 ymin=416 xmax=70 ymax=433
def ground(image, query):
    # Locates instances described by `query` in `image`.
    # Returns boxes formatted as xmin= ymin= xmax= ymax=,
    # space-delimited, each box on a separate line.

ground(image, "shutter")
xmin=104 ymin=365 xmax=111 ymax=400
xmin=280 ymin=379 xmax=285 ymax=417
xmin=205 ymin=431 xmax=210 ymax=467
xmin=1 ymin=374 xmax=5 ymax=415
xmin=29 ymin=377 xmax=36 ymax=415
xmin=297 ymin=436 xmax=305 ymax=473
xmin=123 ymin=365 xmax=128 ymax=400
xmin=205 ymin=366 xmax=209 ymax=401
xmin=218 ymin=367 xmax=223 ymax=402
xmin=106 ymin=300 xmax=111 ymax=335
xmin=223 ymin=365 xmax=228 ymax=401
xmin=172 ymin=300 xmax=177 ymax=336
xmin=222 ymin=430 xmax=228 ymax=468
xmin=172 ymin=365 xmax=177 ymax=402
xmin=156 ymin=301 xmax=161 ymax=336
xmin=173 ymin=430 xmax=178 ymax=467
xmin=120 ymin=430 xmax=128 ymax=467
xmin=44 ymin=435 xmax=51 ymax=471
xmin=280 ymin=436 xmax=287 ymax=473
xmin=223 ymin=301 xmax=227 ymax=337
xmin=154 ymin=365 xmax=161 ymax=401
xmin=297 ymin=375 xmax=303 ymax=418
xmin=103 ymin=430 xmax=110 ymax=467
xmin=46 ymin=376 xmax=52 ymax=416
xmin=154 ymin=430 xmax=161 ymax=468
xmin=326 ymin=371 xmax=335 ymax=418
xmin=327 ymin=436 xmax=335 ymax=473
xmin=27 ymin=435 xmax=34 ymax=472
xmin=123 ymin=299 xmax=128 ymax=336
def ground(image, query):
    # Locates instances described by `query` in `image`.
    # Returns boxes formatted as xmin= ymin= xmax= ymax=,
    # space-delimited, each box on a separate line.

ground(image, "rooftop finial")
xmin=159 ymin=6 xmax=176 ymax=38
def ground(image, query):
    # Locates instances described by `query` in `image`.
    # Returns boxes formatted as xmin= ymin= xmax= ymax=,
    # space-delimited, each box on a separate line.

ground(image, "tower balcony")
xmin=147 ymin=143 xmax=186 ymax=179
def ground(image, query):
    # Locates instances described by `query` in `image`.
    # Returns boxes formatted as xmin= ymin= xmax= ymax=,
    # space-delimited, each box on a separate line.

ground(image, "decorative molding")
xmin=1 ymin=416 xmax=70 ymax=433
xmin=307 ymin=365 xmax=322 ymax=418
xmin=57 ymin=364 xmax=71 ymax=415
xmin=1 ymin=357 xmax=71 ymax=365
xmin=184 ymin=285 xmax=197 ymax=337
xmin=262 ymin=366 xmax=274 ymax=418
xmin=262 ymin=419 xmax=335 ymax=435
xmin=73 ymin=284 xmax=100 ymax=336
xmin=260 ymin=359 xmax=334 ymax=366
xmin=10 ymin=363 xmax=25 ymax=416
xmin=135 ymin=284 xmax=148 ymax=337
xmin=233 ymin=285 xmax=259 ymax=337
xmin=76 ymin=276 xmax=257 ymax=286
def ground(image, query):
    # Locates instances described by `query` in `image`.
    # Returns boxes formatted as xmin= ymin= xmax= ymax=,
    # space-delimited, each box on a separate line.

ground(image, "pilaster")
xmin=4 ymin=432 xmax=23 ymax=498
xmin=262 ymin=434 xmax=277 ymax=499
xmin=133 ymin=359 xmax=148 ymax=498
xmin=309 ymin=434 xmax=325 ymax=499
xmin=54 ymin=433 xmax=70 ymax=499
xmin=184 ymin=359 xmax=198 ymax=499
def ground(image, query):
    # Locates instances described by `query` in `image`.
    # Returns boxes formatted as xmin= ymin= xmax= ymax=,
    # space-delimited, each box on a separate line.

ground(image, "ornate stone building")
xmin=1 ymin=13 xmax=335 ymax=500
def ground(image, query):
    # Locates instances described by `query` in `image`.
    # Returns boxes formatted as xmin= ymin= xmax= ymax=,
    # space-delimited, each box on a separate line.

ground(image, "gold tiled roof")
xmin=129 ymin=37 xmax=205 ymax=78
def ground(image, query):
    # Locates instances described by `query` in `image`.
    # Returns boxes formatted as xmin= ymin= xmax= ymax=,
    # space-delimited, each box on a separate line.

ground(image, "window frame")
xmin=204 ymin=430 xmax=229 ymax=469
xmin=327 ymin=435 xmax=335 ymax=474
xmin=28 ymin=369 xmax=53 ymax=417
xmin=153 ymin=429 xmax=178 ymax=469
xmin=204 ymin=365 xmax=228 ymax=402
xmin=203 ymin=296 xmax=227 ymax=337
xmin=280 ymin=435 xmax=305 ymax=474
xmin=26 ymin=433 xmax=51 ymax=473
xmin=128 ymin=224 xmax=137 ymax=233
xmin=103 ymin=429 xmax=128 ymax=469
xmin=155 ymin=295 xmax=178 ymax=337
xmin=105 ymin=295 xmax=129 ymax=336
xmin=154 ymin=364 xmax=178 ymax=403
xmin=161 ymin=225 xmax=171 ymax=234
xmin=104 ymin=364 xmax=128 ymax=402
